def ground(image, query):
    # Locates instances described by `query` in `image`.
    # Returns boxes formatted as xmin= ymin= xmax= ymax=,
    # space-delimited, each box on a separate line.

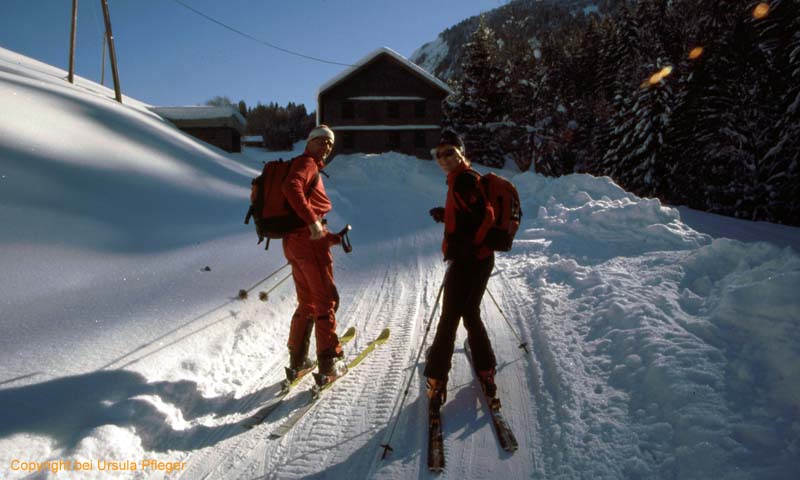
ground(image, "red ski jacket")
xmin=282 ymin=152 xmax=332 ymax=228
xmin=443 ymin=162 xmax=494 ymax=260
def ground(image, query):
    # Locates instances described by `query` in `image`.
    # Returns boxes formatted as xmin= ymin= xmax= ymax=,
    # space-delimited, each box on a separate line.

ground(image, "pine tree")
xmin=753 ymin=0 xmax=800 ymax=223
xmin=205 ymin=95 xmax=234 ymax=107
xmin=444 ymin=18 xmax=506 ymax=167
xmin=245 ymin=101 xmax=314 ymax=150
xmin=597 ymin=6 xmax=644 ymax=99
xmin=592 ymin=7 xmax=653 ymax=181
xmin=600 ymin=59 xmax=675 ymax=197
xmin=676 ymin=0 xmax=784 ymax=221
xmin=570 ymin=18 xmax=607 ymax=172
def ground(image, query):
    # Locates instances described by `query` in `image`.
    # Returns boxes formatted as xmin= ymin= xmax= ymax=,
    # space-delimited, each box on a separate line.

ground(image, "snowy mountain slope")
xmin=410 ymin=0 xmax=609 ymax=82
xmin=2 ymin=47 xmax=800 ymax=480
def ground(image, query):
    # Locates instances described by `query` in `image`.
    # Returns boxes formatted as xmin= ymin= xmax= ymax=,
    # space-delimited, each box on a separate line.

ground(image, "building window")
xmin=342 ymin=101 xmax=355 ymax=119
xmin=387 ymin=132 xmax=400 ymax=150
xmin=414 ymin=131 xmax=426 ymax=148
xmin=343 ymin=132 xmax=355 ymax=149
xmin=414 ymin=101 xmax=427 ymax=118
xmin=387 ymin=101 xmax=399 ymax=119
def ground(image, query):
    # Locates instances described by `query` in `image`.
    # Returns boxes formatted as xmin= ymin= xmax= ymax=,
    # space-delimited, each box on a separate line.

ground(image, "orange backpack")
xmin=477 ymin=172 xmax=523 ymax=252
xmin=244 ymin=158 xmax=318 ymax=248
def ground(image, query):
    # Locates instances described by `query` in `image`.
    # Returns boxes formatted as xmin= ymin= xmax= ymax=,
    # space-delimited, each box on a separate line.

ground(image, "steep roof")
xmin=317 ymin=47 xmax=452 ymax=97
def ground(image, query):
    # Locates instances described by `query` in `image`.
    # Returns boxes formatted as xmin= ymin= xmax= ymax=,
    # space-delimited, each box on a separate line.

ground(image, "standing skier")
xmin=282 ymin=125 xmax=347 ymax=382
xmin=425 ymin=130 xmax=498 ymax=410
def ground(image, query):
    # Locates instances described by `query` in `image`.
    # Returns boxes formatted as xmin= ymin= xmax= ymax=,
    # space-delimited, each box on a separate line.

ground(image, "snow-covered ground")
xmin=1 ymin=46 xmax=799 ymax=480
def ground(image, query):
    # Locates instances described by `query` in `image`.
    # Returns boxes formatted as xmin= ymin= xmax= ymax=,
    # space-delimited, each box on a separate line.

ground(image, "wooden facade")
xmin=150 ymin=106 xmax=246 ymax=153
xmin=317 ymin=48 xmax=452 ymax=160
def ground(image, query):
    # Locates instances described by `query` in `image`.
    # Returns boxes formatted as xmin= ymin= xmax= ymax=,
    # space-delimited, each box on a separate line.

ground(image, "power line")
xmin=170 ymin=0 xmax=354 ymax=67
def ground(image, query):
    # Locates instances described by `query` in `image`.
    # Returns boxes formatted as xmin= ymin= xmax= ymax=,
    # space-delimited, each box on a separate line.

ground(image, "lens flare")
xmin=753 ymin=3 xmax=770 ymax=19
xmin=688 ymin=47 xmax=704 ymax=60
xmin=647 ymin=66 xmax=674 ymax=86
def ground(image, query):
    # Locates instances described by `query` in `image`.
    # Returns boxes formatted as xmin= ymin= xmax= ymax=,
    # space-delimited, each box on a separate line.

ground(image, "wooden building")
xmin=150 ymin=106 xmax=246 ymax=153
xmin=242 ymin=135 xmax=264 ymax=148
xmin=317 ymin=47 xmax=452 ymax=160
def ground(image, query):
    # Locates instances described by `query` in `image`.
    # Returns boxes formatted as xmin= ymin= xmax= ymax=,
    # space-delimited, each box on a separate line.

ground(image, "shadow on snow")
xmin=0 ymin=369 xmax=282 ymax=453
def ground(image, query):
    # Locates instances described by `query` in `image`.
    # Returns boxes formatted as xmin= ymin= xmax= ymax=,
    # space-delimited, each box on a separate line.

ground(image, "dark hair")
xmin=437 ymin=130 xmax=464 ymax=150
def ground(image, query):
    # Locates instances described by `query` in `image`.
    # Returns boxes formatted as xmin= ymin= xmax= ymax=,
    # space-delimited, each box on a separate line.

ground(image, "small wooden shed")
xmin=317 ymin=47 xmax=452 ymax=160
xmin=151 ymin=106 xmax=247 ymax=153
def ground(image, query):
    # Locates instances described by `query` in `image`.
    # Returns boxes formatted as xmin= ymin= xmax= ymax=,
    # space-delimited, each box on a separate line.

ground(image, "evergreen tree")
xmin=205 ymin=95 xmax=234 ymax=107
xmin=436 ymin=0 xmax=798 ymax=223
xmin=664 ymin=0 xmax=738 ymax=210
xmin=675 ymin=0 xmax=783 ymax=221
xmin=753 ymin=0 xmax=800 ymax=223
xmin=568 ymin=18 xmax=607 ymax=172
xmin=600 ymin=59 xmax=675 ymax=198
xmin=244 ymin=101 xmax=315 ymax=150
xmin=597 ymin=6 xmax=644 ymax=99
xmin=444 ymin=18 xmax=506 ymax=167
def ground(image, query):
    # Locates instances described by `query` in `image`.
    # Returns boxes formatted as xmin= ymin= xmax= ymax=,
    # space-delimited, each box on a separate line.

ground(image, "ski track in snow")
xmin=179 ymin=234 xmax=443 ymax=479
xmin=178 ymin=232 xmax=547 ymax=480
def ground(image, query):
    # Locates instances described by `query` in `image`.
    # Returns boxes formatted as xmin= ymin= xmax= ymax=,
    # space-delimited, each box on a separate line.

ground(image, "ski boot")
xmin=478 ymin=368 xmax=501 ymax=410
xmin=281 ymin=357 xmax=317 ymax=393
xmin=313 ymin=350 xmax=347 ymax=390
xmin=426 ymin=377 xmax=447 ymax=415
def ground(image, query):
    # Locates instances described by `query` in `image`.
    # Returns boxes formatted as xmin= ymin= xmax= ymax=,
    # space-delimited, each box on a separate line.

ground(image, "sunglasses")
xmin=436 ymin=148 xmax=457 ymax=160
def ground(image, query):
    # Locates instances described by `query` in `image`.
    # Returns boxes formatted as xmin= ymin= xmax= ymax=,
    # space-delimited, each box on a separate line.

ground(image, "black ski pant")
xmin=424 ymin=255 xmax=496 ymax=381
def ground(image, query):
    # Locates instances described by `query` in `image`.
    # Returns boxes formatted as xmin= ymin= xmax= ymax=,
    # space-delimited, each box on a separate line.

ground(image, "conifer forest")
xmin=442 ymin=0 xmax=799 ymax=225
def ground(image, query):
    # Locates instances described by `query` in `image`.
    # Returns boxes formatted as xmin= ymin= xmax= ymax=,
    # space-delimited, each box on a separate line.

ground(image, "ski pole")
xmin=486 ymin=287 xmax=529 ymax=354
xmin=237 ymin=262 xmax=290 ymax=300
xmin=336 ymin=224 xmax=353 ymax=253
xmin=380 ymin=279 xmax=445 ymax=460
xmin=257 ymin=271 xmax=293 ymax=302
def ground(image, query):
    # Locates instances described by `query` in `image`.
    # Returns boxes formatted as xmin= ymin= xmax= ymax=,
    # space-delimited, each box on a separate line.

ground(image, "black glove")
xmin=429 ymin=207 xmax=445 ymax=223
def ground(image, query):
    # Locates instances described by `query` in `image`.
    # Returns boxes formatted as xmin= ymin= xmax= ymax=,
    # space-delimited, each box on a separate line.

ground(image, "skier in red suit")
xmin=282 ymin=125 xmax=346 ymax=380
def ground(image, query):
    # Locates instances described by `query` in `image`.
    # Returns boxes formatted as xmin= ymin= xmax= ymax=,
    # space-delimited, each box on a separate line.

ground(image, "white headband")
xmin=307 ymin=125 xmax=335 ymax=143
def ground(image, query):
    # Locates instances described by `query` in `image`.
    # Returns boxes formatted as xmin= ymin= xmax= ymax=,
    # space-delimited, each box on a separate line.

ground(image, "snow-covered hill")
xmin=1 ymin=46 xmax=799 ymax=480
xmin=410 ymin=0 xmax=610 ymax=82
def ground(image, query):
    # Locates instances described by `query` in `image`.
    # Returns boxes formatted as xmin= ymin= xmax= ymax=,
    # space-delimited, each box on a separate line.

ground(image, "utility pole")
xmin=68 ymin=0 xmax=78 ymax=84
xmin=100 ymin=0 xmax=122 ymax=103
xmin=100 ymin=31 xmax=106 ymax=86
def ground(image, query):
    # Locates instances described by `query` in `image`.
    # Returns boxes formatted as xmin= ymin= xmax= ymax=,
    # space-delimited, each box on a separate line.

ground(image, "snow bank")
xmin=322 ymin=151 xmax=444 ymax=241
xmin=681 ymin=239 xmax=800 ymax=470
xmin=490 ymin=170 xmax=799 ymax=478
xmin=0 ymin=47 xmax=253 ymax=253
xmin=512 ymin=172 xmax=711 ymax=259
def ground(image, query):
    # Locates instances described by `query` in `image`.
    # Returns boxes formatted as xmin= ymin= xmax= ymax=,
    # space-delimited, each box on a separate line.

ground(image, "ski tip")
xmin=340 ymin=326 xmax=356 ymax=342
xmin=376 ymin=327 xmax=390 ymax=343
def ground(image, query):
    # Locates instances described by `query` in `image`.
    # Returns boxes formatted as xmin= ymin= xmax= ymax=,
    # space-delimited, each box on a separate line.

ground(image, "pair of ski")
xmin=428 ymin=340 xmax=519 ymax=473
xmin=243 ymin=327 xmax=391 ymax=436
xmin=242 ymin=326 xmax=356 ymax=429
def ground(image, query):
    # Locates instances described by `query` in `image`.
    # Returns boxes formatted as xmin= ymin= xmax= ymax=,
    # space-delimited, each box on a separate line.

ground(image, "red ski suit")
xmin=281 ymin=152 xmax=342 ymax=361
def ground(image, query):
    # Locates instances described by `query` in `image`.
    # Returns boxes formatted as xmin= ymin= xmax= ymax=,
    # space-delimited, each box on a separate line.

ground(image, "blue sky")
xmin=1 ymin=0 xmax=507 ymax=111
